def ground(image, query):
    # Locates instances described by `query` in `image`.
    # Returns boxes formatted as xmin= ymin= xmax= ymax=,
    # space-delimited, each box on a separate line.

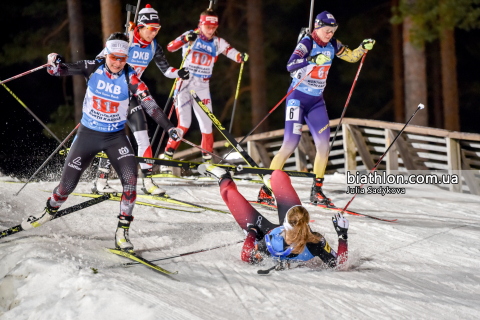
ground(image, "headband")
xmin=106 ymin=40 xmax=129 ymax=56
xmin=200 ymin=15 xmax=218 ymax=26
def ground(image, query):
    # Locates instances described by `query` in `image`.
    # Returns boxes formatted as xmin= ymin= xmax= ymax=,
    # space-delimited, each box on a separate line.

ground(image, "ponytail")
xmin=284 ymin=206 xmax=322 ymax=254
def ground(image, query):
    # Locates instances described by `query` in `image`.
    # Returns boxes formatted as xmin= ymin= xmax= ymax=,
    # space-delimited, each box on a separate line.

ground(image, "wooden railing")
xmin=173 ymin=118 xmax=480 ymax=195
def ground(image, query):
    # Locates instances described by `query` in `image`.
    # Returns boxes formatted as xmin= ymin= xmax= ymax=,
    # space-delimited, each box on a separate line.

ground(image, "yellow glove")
xmin=361 ymin=39 xmax=375 ymax=50
xmin=307 ymin=53 xmax=331 ymax=65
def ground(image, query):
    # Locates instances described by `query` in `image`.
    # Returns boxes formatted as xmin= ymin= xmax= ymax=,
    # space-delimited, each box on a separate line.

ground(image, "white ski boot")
xmin=115 ymin=215 xmax=134 ymax=252
xmin=93 ymin=168 xmax=119 ymax=194
xmin=141 ymin=169 xmax=166 ymax=196
xmin=198 ymin=164 xmax=231 ymax=182
xmin=21 ymin=199 xmax=59 ymax=230
xmin=159 ymin=150 xmax=174 ymax=174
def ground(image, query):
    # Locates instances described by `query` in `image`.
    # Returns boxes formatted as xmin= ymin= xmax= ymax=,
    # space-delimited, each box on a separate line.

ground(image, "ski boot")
xmin=115 ymin=215 xmax=134 ymax=252
xmin=92 ymin=168 xmax=119 ymax=194
xmin=159 ymin=148 xmax=175 ymax=174
xmin=202 ymin=153 xmax=212 ymax=163
xmin=21 ymin=198 xmax=59 ymax=230
xmin=310 ymin=178 xmax=335 ymax=207
xmin=198 ymin=163 xmax=231 ymax=183
xmin=257 ymin=185 xmax=275 ymax=206
xmin=141 ymin=168 xmax=166 ymax=196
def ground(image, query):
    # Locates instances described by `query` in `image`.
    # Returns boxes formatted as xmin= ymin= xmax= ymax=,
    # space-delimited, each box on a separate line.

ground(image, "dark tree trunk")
xmin=100 ymin=0 xmax=122 ymax=43
xmin=403 ymin=16 xmax=428 ymax=126
xmin=392 ymin=0 xmax=404 ymax=123
xmin=246 ymin=0 xmax=268 ymax=132
xmin=440 ymin=29 xmax=460 ymax=131
xmin=67 ymin=0 xmax=86 ymax=124
xmin=430 ymin=40 xmax=443 ymax=129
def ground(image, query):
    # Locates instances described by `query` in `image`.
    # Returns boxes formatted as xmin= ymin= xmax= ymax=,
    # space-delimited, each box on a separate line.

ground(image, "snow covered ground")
xmin=1 ymin=173 xmax=480 ymax=319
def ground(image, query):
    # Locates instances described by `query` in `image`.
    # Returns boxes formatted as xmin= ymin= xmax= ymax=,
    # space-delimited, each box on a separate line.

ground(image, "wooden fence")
xmin=173 ymin=118 xmax=480 ymax=195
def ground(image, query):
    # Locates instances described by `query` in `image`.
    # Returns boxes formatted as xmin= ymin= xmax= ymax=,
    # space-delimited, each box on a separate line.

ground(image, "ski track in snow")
xmin=1 ymin=174 xmax=480 ymax=319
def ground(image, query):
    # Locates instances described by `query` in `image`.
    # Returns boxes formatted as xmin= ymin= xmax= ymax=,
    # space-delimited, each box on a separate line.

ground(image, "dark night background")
xmin=1 ymin=0 xmax=479 ymax=179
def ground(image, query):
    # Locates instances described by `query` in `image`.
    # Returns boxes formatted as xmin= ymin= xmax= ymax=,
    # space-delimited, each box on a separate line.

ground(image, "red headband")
xmin=200 ymin=15 xmax=218 ymax=26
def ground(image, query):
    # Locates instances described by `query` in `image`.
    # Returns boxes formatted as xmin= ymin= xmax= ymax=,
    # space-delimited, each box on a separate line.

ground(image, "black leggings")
xmin=49 ymin=124 xmax=138 ymax=217
xmin=98 ymin=97 xmax=148 ymax=171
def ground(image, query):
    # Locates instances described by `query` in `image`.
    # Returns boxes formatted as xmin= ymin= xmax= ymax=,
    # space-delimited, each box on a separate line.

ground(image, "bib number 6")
xmin=286 ymin=105 xmax=300 ymax=121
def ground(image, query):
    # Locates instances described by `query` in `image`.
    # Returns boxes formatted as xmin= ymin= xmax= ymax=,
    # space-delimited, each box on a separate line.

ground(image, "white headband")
xmin=106 ymin=40 xmax=129 ymax=56
xmin=283 ymin=205 xmax=304 ymax=231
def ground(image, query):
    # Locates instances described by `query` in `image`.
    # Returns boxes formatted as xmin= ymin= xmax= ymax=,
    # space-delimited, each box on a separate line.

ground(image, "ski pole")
xmin=124 ymin=239 xmax=243 ymax=265
xmin=180 ymin=138 xmax=237 ymax=166
xmin=2 ymin=83 xmax=62 ymax=144
xmin=15 ymin=123 xmax=80 ymax=196
xmin=220 ymin=68 xmax=315 ymax=163
xmin=151 ymin=43 xmax=193 ymax=149
xmin=153 ymin=78 xmax=187 ymax=158
xmin=342 ymin=104 xmax=424 ymax=212
xmin=328 ymin=51 xmax=368 ymax=153
xmin=229 ymin=62 xmax=244 ymax=133
xmin=0 ymin=64 xmax=49 ymax=85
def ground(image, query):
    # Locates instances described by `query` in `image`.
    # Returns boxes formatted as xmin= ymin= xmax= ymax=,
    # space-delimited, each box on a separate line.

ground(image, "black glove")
xmin=332 ymin=212 xmax=349 ymax=240
xmin=177 ymin=68 xmax=190 ymax=80
xmin=183 ymin=31 xmax=198 ymax=43
xmin=247 ymin=223 xmax=265 ymax=241
xmin=239 ymin=52 xmax=249 ymax=63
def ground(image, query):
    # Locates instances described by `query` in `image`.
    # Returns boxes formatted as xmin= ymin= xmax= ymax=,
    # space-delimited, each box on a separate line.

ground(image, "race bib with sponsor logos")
xmin=127 ymin=40 xmax=155 ymax=78
xmin=81 ymin=65 xmax=130 ymax=132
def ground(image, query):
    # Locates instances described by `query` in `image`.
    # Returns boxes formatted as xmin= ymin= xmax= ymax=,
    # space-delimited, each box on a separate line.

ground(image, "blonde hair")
xmin=284 ymin=206 xmax=322 ymax=254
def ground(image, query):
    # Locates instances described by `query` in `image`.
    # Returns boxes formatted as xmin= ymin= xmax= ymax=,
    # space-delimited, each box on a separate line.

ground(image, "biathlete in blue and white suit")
xmin=95 ymin=4 xmax=190 ymax=196
xmin=258 ymin=11 xmax=376 ymax=208
xmin=20 ymin=33 xmax=184 ymax=252
xmin=199 ymin=164 xmax=349 ymax=268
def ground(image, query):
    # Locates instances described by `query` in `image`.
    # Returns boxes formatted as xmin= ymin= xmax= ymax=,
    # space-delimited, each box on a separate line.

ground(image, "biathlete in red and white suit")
xmin=159 ymin=8 xmax=248 ymax=168
xmin=95 ymin=4 xmax=190 ymax=196
xmin=20 ymin=33 xmax=184 ymax=252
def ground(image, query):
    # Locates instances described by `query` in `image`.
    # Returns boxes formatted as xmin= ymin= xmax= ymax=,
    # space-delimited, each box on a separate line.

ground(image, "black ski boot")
xmin=310 ymin=178 xmax=335 ymax=207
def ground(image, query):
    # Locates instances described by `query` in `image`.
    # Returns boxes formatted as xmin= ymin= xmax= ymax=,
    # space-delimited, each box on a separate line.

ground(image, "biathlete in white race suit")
xmin=159 ymin=8 xmax=248 ymax=169
xmin=257 ymin=11 xmax=375 ymax=208
xmin=199 ymin=164 xmax=349 ymax=268
xmin=20 ymin=33 xmax=184 ymax=252
xmin=94 ymin=4 xmax=190 ymax=196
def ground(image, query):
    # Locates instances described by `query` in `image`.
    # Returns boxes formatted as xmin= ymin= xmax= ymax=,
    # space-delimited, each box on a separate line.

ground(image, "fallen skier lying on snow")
xmin=198 ymin=164 xmax=348 ymax=269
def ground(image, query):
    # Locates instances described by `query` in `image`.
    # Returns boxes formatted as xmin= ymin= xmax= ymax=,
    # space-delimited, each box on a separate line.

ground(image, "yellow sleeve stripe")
xmin=337 ymin=46 xmax=365 ymax=63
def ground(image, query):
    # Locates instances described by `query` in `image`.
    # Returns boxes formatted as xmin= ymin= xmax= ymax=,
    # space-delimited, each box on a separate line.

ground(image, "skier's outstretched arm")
xmin=46 ymin=53 xmax=102 ymax=78
xmin=127 ymin=72 xmax=181 ymax=139
xmin=218 ymin=37 xmax=248 ymax=63
xmin=167 ymin=31 xmax=194 ymax=52
xmin=153 ymin=43 xmax=189 ymax=80
xmin=336 ymin=39 xmax=375 ymax=63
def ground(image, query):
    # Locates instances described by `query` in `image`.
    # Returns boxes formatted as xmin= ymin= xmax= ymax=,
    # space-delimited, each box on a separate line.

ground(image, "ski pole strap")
xmin=265 ymin=234 xmax=294 ymax=257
